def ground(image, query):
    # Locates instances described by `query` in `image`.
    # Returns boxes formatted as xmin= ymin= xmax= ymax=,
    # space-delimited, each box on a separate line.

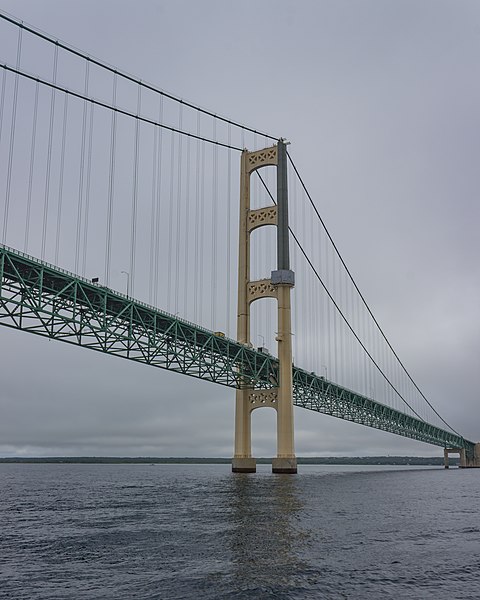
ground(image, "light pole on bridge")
xmin=121 ymin=270 xmax=130 ymax=298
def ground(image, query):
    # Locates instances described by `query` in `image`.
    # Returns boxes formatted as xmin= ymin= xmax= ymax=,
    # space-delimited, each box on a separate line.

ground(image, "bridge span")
xmin=1 ymin=243 xmax=477 ymax=467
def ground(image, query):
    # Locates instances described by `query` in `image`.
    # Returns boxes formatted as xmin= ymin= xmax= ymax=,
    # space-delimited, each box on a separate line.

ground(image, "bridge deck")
xmin=0 ymin=244 xmax=473 ymax=454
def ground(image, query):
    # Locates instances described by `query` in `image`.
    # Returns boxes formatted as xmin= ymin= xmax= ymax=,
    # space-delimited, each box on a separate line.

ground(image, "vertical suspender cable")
xmin=398 ymin=351 xmax=404 ymax=413
xmin=153 ymin=97 xmax=163 ymax=308
xmin=104 ymin=72 xmax=117 ymax=286
xmin=326 ymin=230 xmax=332 ymax=379
xmin=199 ymin=138 xmax=205 ymax=323
xmin=0 ymin=68 xmax=6 ymax=148
xmin=374 ymin=318 xmax=380 ymax=401
xmin=349 ymin=276 xmax=354 ymax=387
xmin=81 ymin=102 xmax=94 ymax=276
xmin=149 ymin=112 xmax=159 ymax=305
xmin=299 ymin=177 xmax=306 ymax=367
xmin=288 ymin=156 xmax=460 ymax=433
xmin=353 ymin=278 xmax=360 ymax=392
xmin=332 ymin=246 xmax=338 ymax=381
xmin=292 ymin=174 xmax=298 ymax=362
xmin=363 ymin=298 xmax=373 ymax=395
xmin=75 ymin=60 xmax=90 ymax=273
xmin=379 ymin=313 xmax=386 ymax=402
xmin=344 ymin=274 xmax=350 ymax=386
xmin=55 ymin=92 xmax=68 ymax=264
xmin=366 ymin=299 xmax=372 ymax=396
xmin=388 ymin=345 xmax=394 ymax=410
xmin=226 ymin=124 xmax=232 ymax=336
xmin=193 ymin=113 xmax=201 ymax=323
xmin=359 ymin=292 xmax=365 ymax=394
xmin=174 ymin=103 xmax=183 ymax=313
xmin=292 ymin=240 xmax=298 ymax=363
xmin=167 ymin=130 xmax=175 ymax=310
xmin=338 ymin=258 xmax=344 ymax=382
xmin=384 ymin=332 xmax=390 ymax=406
xmin=41 ymin=43 xmax=58 ymax=261
xmin=25 ymin=80 xmax=39 ymax=253
xmin=361 ymin=289 xmax=368 ymax=395
xmin=309 ymin=196 xmax=315 ymax=369
xmin=369 ymin=313 xmax=375 ymax=398
xmin=183 ymin=135 xmax=191 ymax=316
xmin=129 ymin=85 xmax=141 ymax=296
xmin=320 ymin=227 xmax=326 ymax=371
xmin=313 ymin=207 xmax=321 ymax=370
xmin=211 ymin=118 xmax=218 ymax=327
xmin=2 ymin=27 xmax=22 ymax=245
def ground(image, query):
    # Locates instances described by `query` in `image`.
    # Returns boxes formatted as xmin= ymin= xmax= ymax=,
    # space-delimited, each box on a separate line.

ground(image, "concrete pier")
xmin=444 ymin=444 xmax=480 ymax=468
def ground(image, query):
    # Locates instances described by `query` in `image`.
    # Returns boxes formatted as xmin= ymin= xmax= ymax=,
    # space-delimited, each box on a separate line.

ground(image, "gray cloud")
xmin=0 ymin=0 xmax=478 ymax=458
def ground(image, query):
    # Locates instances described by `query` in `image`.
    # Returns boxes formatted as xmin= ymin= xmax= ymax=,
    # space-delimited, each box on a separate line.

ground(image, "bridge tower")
xmin=232 ymin=140 xmax=297 ymax=474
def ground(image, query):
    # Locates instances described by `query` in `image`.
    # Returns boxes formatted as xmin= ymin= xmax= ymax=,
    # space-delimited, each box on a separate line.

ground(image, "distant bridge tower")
xmin=232 ymin=140 xmax=297 ymax=474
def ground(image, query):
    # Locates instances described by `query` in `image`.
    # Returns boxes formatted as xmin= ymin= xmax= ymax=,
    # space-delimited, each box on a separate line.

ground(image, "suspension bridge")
xmin=0 ymin=13 xmax=477 ymax=472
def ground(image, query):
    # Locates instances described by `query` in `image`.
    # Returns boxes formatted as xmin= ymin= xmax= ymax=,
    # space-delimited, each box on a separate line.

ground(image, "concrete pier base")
xmin=444 ymin=444 xmax=480 ymax=468
xmin=232 ymin=457 xmax=256 ymax=473
xmin=272 ymin=457 xmax=297 ymax=474
xmin=444 ymin=448 xmax=451 ymax=469
xmin=460 ymin=443 xmax=480 ymax=468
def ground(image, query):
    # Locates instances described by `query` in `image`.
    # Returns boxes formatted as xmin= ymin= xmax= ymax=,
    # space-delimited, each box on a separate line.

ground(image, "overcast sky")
xmin=0 ymin=0 xmax=479 ymax=458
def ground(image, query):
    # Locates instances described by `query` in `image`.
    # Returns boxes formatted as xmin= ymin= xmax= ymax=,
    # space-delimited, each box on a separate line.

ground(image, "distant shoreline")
xmin=0 ymin=456 xmax=454 ymax=466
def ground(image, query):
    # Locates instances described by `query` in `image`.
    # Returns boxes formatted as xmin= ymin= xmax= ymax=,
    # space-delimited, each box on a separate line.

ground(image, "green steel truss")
xmin=0 ymin=245 xmax=275 ymax=390
xmin=292 ymin=370 xmax=473 ymax=453
xmin=0 ymin=244 xmax=473 ymax=453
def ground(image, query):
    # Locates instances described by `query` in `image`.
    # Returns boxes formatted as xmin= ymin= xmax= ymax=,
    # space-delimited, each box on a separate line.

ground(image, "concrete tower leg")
xmin=232 ymin=142 xmax=297 ymax=474
xmin=271 ymin=140 xmax=296 ymax=474
xmin=272 ymin=282 xmax=297 ymax=474
xmin=443 ymin=448 xmax=449 ymax=469
xmin=232 ymin=150 xmax=256 ymax=473
xmin=232 ymin=388 xmax=256 ymax=472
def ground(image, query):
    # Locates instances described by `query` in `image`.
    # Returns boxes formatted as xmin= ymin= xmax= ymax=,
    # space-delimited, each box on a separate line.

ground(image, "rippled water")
xmin=1 ymin=463 xmax=479 ymax=599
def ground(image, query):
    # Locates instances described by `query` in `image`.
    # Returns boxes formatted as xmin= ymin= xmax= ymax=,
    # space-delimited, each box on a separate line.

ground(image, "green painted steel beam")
xmin=0 ymin=244 xmax=277 ymax=390
xmin=291 ymin=368 xmax=474 ymax=453
xmin=0 ymin=244 xmax=473 ymax=453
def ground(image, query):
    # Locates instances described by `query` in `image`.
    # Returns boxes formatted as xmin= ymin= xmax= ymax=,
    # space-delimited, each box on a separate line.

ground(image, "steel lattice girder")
xmin=0 ymin=245 xmax=276 ymax=389
xmin=0 ymin=244 xmax=473 ymax=453
xmin=292 ymin=369 xmax=474 ymax=453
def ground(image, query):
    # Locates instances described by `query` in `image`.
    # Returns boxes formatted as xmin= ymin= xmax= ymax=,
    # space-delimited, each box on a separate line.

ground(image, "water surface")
xmin=1 ymin=463 xmax=479 ymax=599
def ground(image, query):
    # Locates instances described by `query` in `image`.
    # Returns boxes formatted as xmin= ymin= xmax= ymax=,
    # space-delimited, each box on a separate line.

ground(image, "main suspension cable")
xmin=286 ymin=152 xmax=460 ymax=435
xmin=0 ymin=64 xmax=244 ymax=152
xmin=256 ymin=170 xmax=426 ymax=423
xmin=0 ymin=11 xmax=278 ymax=142
xmin=0 ymin=13 xmax=457 ymax=431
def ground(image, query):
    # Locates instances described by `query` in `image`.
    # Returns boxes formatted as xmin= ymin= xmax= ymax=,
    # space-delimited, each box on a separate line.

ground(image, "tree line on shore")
xmin=0 ymin=456 xmax=455 ymax=465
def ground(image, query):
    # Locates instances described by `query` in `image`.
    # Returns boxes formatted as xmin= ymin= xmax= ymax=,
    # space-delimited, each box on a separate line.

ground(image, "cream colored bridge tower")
xmin=232 ymin=140 xmax=297 ymax=474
